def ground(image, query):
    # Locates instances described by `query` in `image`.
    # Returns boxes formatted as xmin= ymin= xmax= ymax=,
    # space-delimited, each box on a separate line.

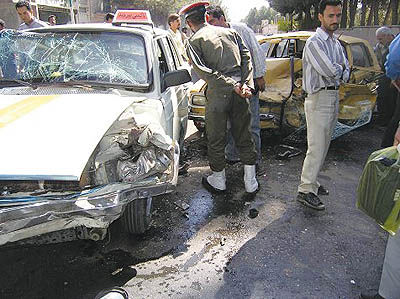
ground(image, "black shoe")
xmin=201 ymin=176 xmax=226 ymax=194
xmin=317 ymin=185 xmax=329 ymax=196
xmin=297 ymin=192 xmax=325 ymax=210
xmin=359 ymin=292 xmax=385 ymax=299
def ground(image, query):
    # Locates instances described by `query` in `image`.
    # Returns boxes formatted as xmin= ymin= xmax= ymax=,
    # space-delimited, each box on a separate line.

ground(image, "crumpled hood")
xmin=0 ymin=93 xmax=138 ymax=180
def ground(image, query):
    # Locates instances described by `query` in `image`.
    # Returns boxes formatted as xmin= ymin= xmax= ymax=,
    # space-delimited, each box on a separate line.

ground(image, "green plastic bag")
xmin=357 ymin=145 xmax=400 ymax=235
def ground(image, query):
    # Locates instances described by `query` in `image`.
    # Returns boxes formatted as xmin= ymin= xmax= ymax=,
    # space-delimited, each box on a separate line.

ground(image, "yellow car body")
xmin=188 ymin=31 xmax=381 ymax=138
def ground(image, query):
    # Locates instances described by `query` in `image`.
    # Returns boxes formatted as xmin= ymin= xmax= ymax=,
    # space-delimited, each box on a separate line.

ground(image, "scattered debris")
xmin=174 ymin=199 xmax=190 ymax=211
xmin=178 ymin=161 xmax=190 ymax=175
xmin=248 ymin=208 xmax=259 ymax=219
xmin=275 ymin=144 xmax=302 ymax=160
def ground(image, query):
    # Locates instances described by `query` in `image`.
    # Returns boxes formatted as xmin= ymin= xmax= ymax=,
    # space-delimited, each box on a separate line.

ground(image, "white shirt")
xmin=18 ymin=17 xmax=48 ymax=30
xmin=168 ymin=28 xmax=187 ymax=61
xmin=302 ymin=27 xmax=350 ymax=94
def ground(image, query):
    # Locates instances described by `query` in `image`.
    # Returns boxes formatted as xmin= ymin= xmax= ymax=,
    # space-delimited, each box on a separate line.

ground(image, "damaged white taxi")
xmin=0 ymin=10 xmax=192 ymax=245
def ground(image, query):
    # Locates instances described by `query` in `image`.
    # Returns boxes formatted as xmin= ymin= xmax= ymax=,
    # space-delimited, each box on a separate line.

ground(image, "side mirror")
xmin=163 ymin=69 xmax=191 ymax=89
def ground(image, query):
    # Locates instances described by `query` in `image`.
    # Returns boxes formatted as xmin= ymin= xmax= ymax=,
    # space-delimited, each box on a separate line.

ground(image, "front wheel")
xmin=121 ymin=197 xmax=152 ymax=235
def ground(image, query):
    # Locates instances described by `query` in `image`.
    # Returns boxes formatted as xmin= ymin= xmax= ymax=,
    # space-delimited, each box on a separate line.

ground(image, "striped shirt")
xmin=303 ymin=27 xmax=350 ymax=95
xmin=229 ymin=22 xmax=266 ymax=79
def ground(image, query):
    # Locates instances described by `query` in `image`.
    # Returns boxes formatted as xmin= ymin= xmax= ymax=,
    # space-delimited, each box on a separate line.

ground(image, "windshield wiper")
xmin=0 ymin=79 xmax=36 ymax=89
xmin=60 ymin=80 xmax=150 ymax=91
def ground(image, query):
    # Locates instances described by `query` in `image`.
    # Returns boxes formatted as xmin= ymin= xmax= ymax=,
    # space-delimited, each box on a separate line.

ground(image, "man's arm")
xmin=236 ymin=24 xmax=266 ymax=80
xmin=186 ymin=42 xmax=237 ymax=89
xmin=233 ymin=31 xmax=253 ymax=90
xmin=339 ymin=44 xmax=350 ymax=82
xmin=243 ymin=26 xmax=266 ymax=91
xmin=304 ymin=39 xmax=344 ymax=80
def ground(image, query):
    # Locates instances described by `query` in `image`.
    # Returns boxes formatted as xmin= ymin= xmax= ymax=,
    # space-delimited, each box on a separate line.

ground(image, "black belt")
xmin=322 ymin=86 xmax=339 ymax=90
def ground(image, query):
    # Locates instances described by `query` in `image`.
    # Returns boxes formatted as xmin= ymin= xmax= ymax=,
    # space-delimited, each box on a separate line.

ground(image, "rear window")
xmin=350 ymin=43 xmax=372 ymax=67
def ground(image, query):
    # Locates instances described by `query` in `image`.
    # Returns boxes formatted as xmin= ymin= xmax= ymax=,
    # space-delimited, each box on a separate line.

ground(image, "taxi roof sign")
xmin=113 ymin=10 xmax=153 ymax=26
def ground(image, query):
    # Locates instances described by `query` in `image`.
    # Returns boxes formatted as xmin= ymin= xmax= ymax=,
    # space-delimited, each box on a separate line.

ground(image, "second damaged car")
xmin=0 ymin=10 xmax=192 ymax=245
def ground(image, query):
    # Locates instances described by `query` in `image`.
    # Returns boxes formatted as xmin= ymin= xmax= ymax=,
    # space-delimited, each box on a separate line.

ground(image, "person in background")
xmin=16 ymin=0 xmax=47 ymax=30
xmin=359 ymin=33 xmax=400 ymax=299
xmin=167 ymin=13 xmax=188 ymax=62
xmin=180 ymin=1 xmax=258 ymax=195
xmin=297 ymin=0 xmax=350 ymax=211
xmin=374 ymin=27 xmax=396 ymax=129
xmin=105 ymin=13 xmax=114 ymax=23
xmin=0 ymin=19 xmax=5 ymax=31
xmin=48 ymin=15 xmax=56 ymax=26
xmin=206 ymin=5 xmax=266 ymax=168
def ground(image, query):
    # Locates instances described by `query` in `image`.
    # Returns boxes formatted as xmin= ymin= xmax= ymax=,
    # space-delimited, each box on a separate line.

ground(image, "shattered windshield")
xmin=0 ymin=30 xmax=149 ymax=87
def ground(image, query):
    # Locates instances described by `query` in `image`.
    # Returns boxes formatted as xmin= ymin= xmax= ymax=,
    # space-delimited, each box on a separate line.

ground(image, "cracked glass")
xmin=0 ymin=29 xmax=149 ymax=87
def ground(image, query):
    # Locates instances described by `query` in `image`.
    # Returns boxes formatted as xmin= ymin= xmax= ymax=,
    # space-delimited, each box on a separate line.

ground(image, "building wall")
xmin=0 ymin=0 xmax=24 ymax=29
xmin=337 ymin=25 xmax=400 ymax=47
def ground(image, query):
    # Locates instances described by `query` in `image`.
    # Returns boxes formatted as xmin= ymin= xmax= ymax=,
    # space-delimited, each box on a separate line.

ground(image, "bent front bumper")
xmin=0 ymin=144 xmax=180 ymax=246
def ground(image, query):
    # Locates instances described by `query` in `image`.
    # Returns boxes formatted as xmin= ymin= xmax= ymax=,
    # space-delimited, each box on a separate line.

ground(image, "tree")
xmin=341 ymin=0 xmax=348 ymax=28
xmin=360 ymin=0 xmax=367 ymax=26
xmin=242 ymin=6 xmax=278 ymax=31
xmin=392 ymin=0 xmax=399 ymax=24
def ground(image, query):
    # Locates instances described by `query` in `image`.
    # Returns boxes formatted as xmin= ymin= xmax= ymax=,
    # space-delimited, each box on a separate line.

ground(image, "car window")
xmin=158 ymin=37 xmax=176 ymax=71
xmin=275 ymin=40 xmax=288 ymax=57
xmin=0 ymin=30 xmax=149 ymax=86
xmin=296 ymin=40 xmax=306 ymax=57
xmin=166 ymin=36 xmax=182 ymax=68
xmin=350 ymin=43 xmax=372 ymax=67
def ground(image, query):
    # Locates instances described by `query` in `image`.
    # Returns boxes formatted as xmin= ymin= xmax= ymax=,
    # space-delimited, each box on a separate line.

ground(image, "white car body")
xmin=0 ymin=20 xmax=192 ymax=245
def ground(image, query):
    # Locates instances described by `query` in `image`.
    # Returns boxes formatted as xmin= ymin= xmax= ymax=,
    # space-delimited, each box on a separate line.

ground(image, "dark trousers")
xmin=205 ymin=86 xmax=257 ymax=172
xmin=381 ymin=91 xmax=400 ymax=148
xmin=377 ymin=76 xmax=397 ymax=125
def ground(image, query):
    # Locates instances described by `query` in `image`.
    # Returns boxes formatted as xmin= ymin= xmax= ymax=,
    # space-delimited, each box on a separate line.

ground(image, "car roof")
xmin=30 ymin=23 xmax=167 ymax=38
xmin=258 ymin=30 xmax=369 ymax=45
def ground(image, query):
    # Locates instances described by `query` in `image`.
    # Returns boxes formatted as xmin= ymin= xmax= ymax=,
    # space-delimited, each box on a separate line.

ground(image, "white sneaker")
xmin=244 ymin=165 xmax=259 ymax=193
xmin=202 ymin=169 xmax=226 ymax=193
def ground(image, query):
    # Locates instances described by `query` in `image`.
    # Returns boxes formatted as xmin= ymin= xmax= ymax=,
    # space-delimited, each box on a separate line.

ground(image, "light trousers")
xmin=298 ymin=90 xmax=339 ymax=195
xmin=379 ymin=232 xmax=400 ymax=299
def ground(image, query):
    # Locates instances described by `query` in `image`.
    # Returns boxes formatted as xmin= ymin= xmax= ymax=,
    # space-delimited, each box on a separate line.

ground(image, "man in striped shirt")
xmin=297 ymin=0 xmax=350 ymax=211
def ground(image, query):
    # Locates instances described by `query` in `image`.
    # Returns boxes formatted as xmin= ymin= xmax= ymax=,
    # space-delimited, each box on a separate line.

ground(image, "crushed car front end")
xmin=0 ymin=28 xmax=180 ymax=245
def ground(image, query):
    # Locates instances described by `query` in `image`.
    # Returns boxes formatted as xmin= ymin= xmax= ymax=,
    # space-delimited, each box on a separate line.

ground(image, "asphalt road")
xmin=0 ymin=120 xmax=388 ymax=299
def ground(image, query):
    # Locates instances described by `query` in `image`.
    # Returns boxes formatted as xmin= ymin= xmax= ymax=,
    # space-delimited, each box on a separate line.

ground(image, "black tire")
xmin=121 ymin=197 xmax=152 ymax=235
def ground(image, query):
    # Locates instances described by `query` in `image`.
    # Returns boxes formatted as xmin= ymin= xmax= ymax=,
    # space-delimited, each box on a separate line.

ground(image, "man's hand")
xmin=234 ymin=83 xmax=252 ymax=99
xmin=255 ymin=77 xmax=266 ymax=92
xmin=394 ymin=127 xmax=400 ymax=146
xmin=241 ymin=83 xmax=253 ymax=98
xmin=392 ymin=79 xmax=400 ymax=92
xmin=234 ymin=83 xmax=244 ymax=97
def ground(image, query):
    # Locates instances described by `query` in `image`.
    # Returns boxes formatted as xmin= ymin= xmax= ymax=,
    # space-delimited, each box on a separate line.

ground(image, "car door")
xmin=156 ymin=36 xmax=191 ymax=148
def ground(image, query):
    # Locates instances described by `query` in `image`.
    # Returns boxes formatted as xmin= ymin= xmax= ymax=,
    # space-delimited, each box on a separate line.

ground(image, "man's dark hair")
xmin=206 ymin=5 xmax=225 ymax=19
xmin=15 ymin=0 xmax=31 ymax=11
xmin=186 ymin=10 xmax=205 ymax=26
xmin=319 ymin=0 xmax=342 ymax=14
xmin=48 ymin=15 xmax=56 ymax=22
xmin=0 ymin=19 xmax=5 ymax=28
xmin=168 ymin=13 xmax=180 ymax=25
xmin=105 ymin=13 xmax=114 ymax=21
